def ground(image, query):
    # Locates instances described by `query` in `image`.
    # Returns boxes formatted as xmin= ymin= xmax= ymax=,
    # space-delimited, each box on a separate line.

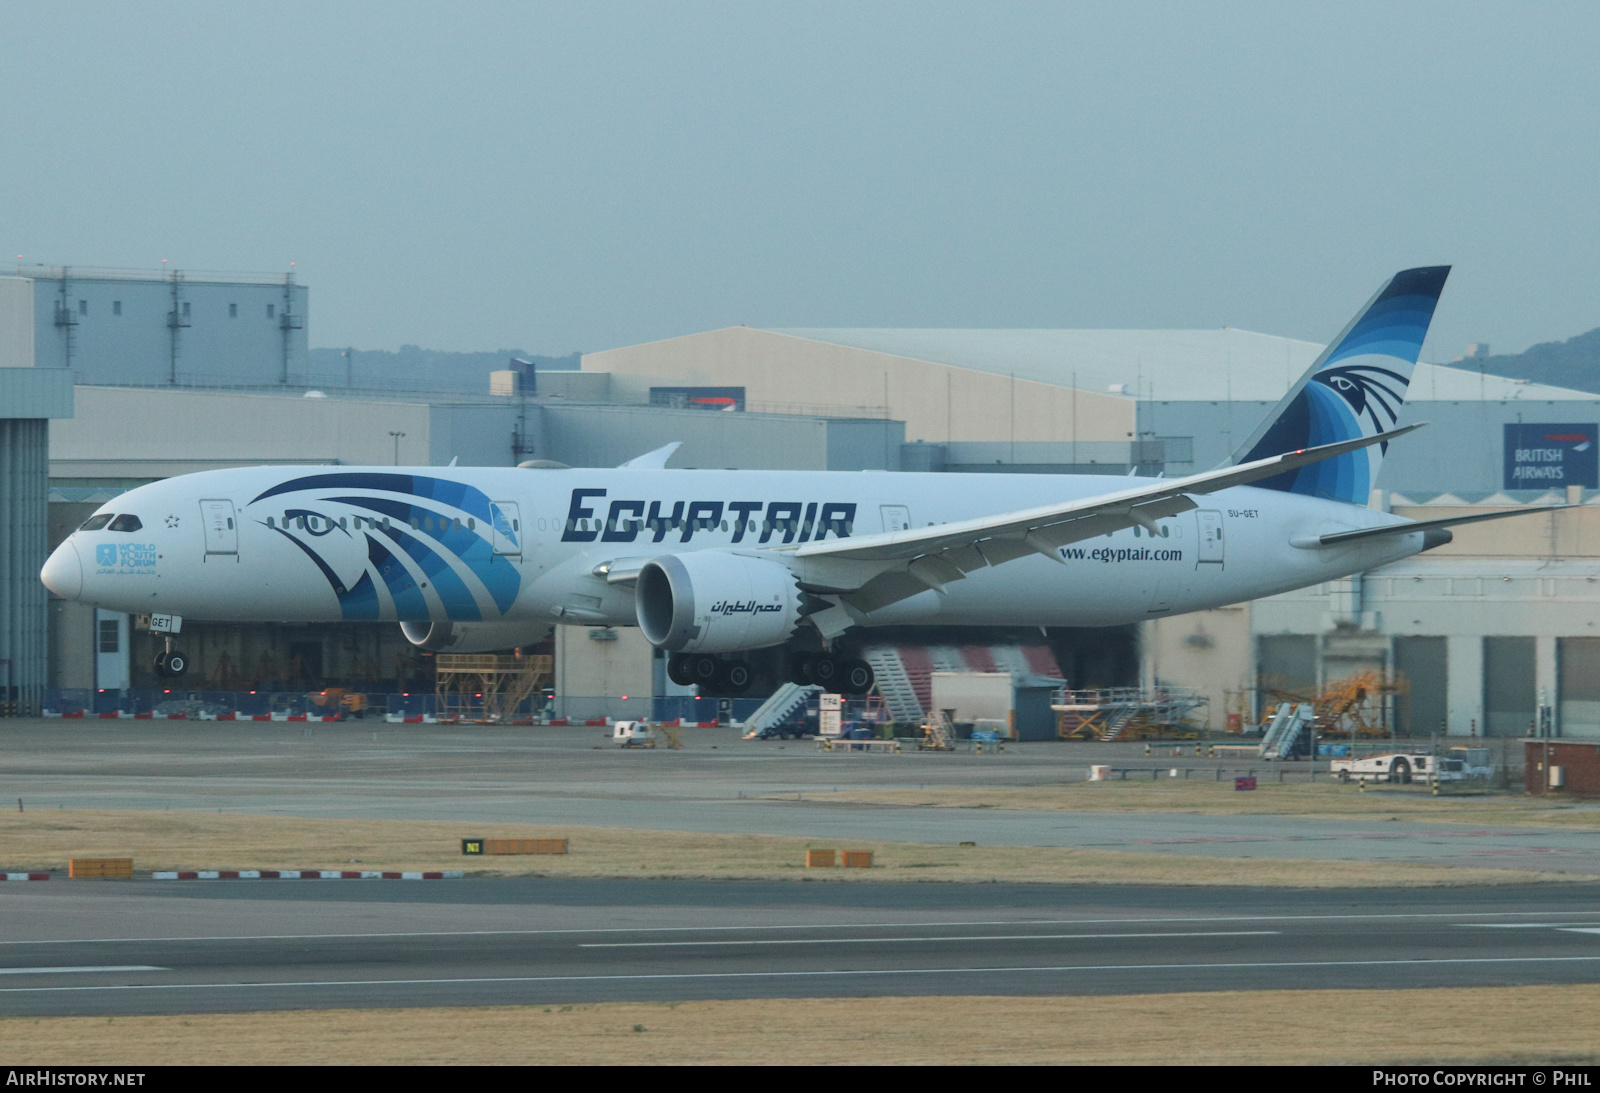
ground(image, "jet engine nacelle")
xmin=400 ymin=620 xmax=553 ymax=653
xmin=635 ymin=552 xmax=802 ymax=653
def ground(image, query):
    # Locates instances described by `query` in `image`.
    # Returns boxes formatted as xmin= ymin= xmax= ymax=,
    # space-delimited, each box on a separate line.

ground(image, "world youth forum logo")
xmin=96 ymin=545 xmax=117 ymax=567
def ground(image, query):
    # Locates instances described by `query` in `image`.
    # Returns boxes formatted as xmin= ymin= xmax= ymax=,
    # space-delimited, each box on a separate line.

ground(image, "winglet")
xmin=619 ymin=442 xmax=682 ymax=470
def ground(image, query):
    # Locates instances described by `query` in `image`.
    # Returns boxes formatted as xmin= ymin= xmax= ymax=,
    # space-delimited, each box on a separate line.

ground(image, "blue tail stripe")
xmin=1237 ymin=266 xmax=1449 ymax=504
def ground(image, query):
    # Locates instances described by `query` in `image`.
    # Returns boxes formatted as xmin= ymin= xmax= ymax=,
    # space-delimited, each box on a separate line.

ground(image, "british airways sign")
xmin=1503 ymin=424 xmax=1598 ymax=489
xmin=561 ymin=489 xmax=857 ymax=545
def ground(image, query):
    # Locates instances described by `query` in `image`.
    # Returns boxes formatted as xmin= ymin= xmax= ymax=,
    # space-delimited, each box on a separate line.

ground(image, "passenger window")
xmin=513 ymin=520 xmax=519 ymax=531
xmin=108 ymin=514 xmax=142 ymax=533
xmin=340 ymin=518 xmax=347 ymax=530
xmin=267 ymin=517 xmax=276 ymax=528
xmin=227 ymin=518 xmax=234 ymax=530
xmin=468 ymin=518 xmax=475 ymax=531
xmin=79 ymin=514 xmax=112 ymax=532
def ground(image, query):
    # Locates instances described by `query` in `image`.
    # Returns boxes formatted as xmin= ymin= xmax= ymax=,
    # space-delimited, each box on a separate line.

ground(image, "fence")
xmin=39 ymin=689 xmax=767 ymax=725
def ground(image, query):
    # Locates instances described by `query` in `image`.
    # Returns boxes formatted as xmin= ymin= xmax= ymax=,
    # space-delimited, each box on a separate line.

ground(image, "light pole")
xmin=389 ymin=431 xmax=405 ymax=466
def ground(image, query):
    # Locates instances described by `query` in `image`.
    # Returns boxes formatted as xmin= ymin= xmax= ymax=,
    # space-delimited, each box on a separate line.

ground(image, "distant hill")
xmin=306 ymin=346 xmax=581 ymax=394
xmin=1473 ymin=327 xmax=1600 ymax=395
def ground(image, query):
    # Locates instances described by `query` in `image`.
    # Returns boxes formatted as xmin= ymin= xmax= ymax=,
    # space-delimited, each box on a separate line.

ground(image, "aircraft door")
xmin=199 ymin=499 xmax=238 ymax=559
xmin=1196 ymin=510 xmax=1224 ymax=565
xmin=491 ymin=501 xmax=522 ymax=557
xmin=880 ymin=505 xmax=912 ymax=533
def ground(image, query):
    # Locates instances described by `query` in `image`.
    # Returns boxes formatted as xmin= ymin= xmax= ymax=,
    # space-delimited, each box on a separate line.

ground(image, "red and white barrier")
xmin=152 ymin=869 xmax=463 ymax=880
xmin=0 ymin=873 xmax=50 ymax=881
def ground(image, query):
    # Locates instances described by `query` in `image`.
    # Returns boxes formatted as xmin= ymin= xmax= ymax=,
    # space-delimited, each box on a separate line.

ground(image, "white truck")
xmin=1330 ymin=747 xmax=1493 ymax=785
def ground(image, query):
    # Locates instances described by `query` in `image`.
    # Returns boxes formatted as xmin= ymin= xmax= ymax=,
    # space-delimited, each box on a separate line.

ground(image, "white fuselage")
xmin=43 ymin=465 xmax=1427 ymax=633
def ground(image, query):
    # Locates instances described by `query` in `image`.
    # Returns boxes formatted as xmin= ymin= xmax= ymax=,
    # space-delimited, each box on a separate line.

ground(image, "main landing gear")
xmin=790 ymin=652 xmax=874 ymax=696
xmin=668 ymin=654 xmax=753 ymax=695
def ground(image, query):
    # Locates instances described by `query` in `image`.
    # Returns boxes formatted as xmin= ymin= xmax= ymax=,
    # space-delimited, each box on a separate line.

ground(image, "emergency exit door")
xmin=491 ymin=501 xmax=522 ymax=556
xmin=200 ymin=499 xmax=238 ymax=558
xmin=880 ymin=505 xmax=912 ymax=533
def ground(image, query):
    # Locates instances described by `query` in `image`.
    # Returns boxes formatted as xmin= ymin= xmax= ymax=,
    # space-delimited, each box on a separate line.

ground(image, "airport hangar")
xmin=6 ymin=264 xmax=1600 ymax=739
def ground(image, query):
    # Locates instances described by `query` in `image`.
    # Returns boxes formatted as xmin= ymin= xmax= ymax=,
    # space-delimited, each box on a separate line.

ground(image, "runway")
xmin=0 ymin=879 xmax=1597 ymax=1016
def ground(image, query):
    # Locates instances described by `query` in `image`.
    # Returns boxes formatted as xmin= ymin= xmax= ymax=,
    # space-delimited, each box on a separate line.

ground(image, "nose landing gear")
xmin=153 ymin=638 xmax=189 ymax=679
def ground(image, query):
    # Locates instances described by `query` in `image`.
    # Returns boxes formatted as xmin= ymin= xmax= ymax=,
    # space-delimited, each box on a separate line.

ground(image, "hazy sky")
xmin=4 ymin=2 xmax=1597 ymax=361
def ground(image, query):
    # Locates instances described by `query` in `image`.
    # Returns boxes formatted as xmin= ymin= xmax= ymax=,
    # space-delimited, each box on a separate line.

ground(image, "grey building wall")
xmin=1 ymin=419 xmax=50 ymax=711
xmin=427 ymin=403 xmax=526 ymax=467
xmin=539 ymin=404 xmax=904 ymax=471
xmin=26 ymin=270 xmax=309 ymax=387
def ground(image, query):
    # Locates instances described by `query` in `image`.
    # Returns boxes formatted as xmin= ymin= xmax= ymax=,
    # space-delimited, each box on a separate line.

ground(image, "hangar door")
xmin=1394 ymin=636 xmax=1447 ymax=736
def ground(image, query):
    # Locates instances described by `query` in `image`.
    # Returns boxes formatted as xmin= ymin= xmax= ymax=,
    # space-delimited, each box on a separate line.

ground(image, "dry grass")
xmin=804 ymin=779 xmax=1600 ymax=828
xmin=5 ymin=987 xmax=1598 ymax=1065
xmin=0 ymin=808 xmax=1562 ymax=887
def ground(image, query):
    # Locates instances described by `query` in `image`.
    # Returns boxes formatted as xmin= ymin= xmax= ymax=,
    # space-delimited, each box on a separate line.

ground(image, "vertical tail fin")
xmin=1231 ymin=265 xmax=1450 ymax=503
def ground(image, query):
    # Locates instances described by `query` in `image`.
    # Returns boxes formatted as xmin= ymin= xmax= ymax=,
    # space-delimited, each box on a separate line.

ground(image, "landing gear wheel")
xmin=164 ymin=650 xmax=189 ymax=678
xmin=153 ymin=649 xmax=170 ymax=678
xmin=667 ymin=653 xmax=695 ymax=687
xmin=718 ymin=660 xmax=752 ymax=694
xmin=807 ymin=654 xmax=842 ymax=689
xmin=840 ymin=659 xmax=874 ymax=696
xmin=690 ymin=655 xmax=720 ymax=688
xmin=788 ymin=654 xmax=814 ymax=687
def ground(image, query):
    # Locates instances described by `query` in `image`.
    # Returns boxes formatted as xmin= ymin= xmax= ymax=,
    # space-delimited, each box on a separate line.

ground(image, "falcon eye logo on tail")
xmin=1233 ymin=265 xmax=1451 ymax=504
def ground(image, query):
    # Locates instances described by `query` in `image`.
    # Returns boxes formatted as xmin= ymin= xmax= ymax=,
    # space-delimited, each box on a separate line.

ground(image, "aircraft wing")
xmin=1303 ymin=504 xmax=1574 ymax=547
xmin=788 ymin=424 xmax=1422 ymax=611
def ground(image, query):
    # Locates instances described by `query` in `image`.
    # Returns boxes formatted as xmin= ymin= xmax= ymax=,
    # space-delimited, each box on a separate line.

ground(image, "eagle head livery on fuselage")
xmin=40 ymin=266 xmax=1558 ymax=695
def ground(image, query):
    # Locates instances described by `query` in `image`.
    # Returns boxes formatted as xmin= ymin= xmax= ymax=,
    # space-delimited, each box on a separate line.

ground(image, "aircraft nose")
xmin=40 ymin=540 xmax=82 ymax=599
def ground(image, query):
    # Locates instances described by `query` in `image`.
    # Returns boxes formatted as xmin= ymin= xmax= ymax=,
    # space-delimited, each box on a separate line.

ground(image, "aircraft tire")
xmin=153 ymin=650 xmax=170 ymax=678
xmin=690 ymin=655 xmax=720 ymax=687
xmin=840 ymin=659 xmax=874 ymax=696
xmin=719 ymin=660 xmax=752 ymax=694
xmin=808 ymin=654 xmax=841 ymax=689
xmin=1393 ymin=757 xmax=1411 ymax=785
xmin=165 ymin=650 xmax=189 ymax=678
xmin=667 ymin=654 xmax=695 ymax=687
xmin=788 ymin=654 xmax=814 ymax=687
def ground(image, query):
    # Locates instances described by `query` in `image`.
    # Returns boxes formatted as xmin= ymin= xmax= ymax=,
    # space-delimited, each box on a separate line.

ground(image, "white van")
xmin=613 ymin=721 xmax=655 ymax=748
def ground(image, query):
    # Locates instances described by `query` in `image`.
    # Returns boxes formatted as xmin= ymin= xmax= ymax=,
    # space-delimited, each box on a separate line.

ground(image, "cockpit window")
xmin=79 ymin=514 xmax=113 ymax=532
xmin=107 ymin=514 xmax=143 ymax=533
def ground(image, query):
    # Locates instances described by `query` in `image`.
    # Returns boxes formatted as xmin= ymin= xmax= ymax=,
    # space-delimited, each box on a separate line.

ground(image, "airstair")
xmin=1259 ymin=702 xmax=1314 ymax=759
xmin=742 ymin=682 xmax=818 ymax=734
xmin=863 ymin=647 xmax=925 ymax=722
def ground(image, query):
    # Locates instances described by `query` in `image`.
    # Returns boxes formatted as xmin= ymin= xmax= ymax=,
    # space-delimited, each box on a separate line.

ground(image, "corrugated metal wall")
xmin=0 ymin=418 xmax=47 ymax=712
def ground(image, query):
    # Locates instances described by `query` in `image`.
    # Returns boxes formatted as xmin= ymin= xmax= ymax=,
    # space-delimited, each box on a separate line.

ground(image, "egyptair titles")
xmin=561 ymin=489 xmax=858 ymax=546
